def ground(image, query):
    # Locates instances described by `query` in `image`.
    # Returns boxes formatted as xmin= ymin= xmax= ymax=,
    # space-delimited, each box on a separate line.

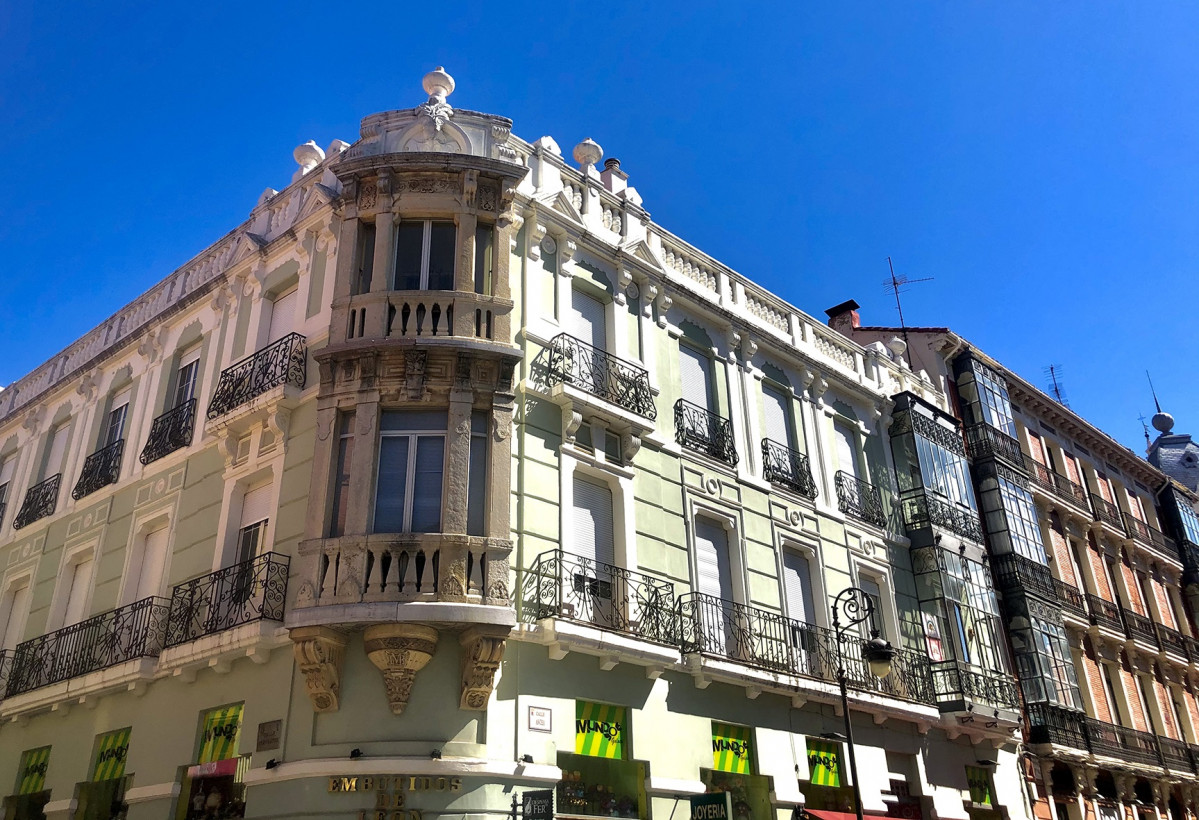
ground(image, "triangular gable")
xmin=617 ymin=239 xmax=665 ymax=275
xmin=549 ymin=188 xmax=584 ymax=225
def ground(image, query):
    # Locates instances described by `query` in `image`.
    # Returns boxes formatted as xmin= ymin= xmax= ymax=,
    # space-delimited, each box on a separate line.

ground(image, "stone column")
xmin=442 ymin=366 xmax=474 ymax=534
xmin=364 ymin=624 xmax=439 ymax=715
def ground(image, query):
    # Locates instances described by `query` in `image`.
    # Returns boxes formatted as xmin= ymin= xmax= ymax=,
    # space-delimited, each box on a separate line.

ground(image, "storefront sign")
xmin=198 ymin=704 xmax=243 ymax=764
xmin=92 ymin=728 xmax=131 ymax=781
xmin=17 ymin=747 xmax=51 ymax=795
xmin=965 ymin=766 xmax=993 ymax=806
xmin=690 ymin=791 xmax=732 ymax=820
xmin=187 ymin=758 xmax=239 ymax=778
xmin=328 ymin=775 xmax=463 ymax=820
xmin=806 ymin=739 xmax=842 ymax=788
xmin=711 ymin=723 xmax=752 ymax=774
xmin=523 ymin=789 xmax=554 ymax=820
xmin=575 ymin=700 xmax=625 ymax=759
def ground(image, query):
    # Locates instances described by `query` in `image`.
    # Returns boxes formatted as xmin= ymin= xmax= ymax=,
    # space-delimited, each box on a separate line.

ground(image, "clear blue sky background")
xmin=1 ymin=3 xmax=1195 ymax=454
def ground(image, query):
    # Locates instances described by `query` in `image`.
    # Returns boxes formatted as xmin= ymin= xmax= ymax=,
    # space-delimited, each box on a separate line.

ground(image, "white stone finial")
xmin=422 ymin=66 xmax=455 ymax=100
xmin=573 ymin=137 xmax=603 ymax=171
xmin=293 ymin=141 xmax=325 ymax=181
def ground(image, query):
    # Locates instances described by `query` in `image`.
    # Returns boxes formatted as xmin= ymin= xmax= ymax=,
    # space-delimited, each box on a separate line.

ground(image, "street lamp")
xmin=830 ymin=587 xmax=897 ymax=820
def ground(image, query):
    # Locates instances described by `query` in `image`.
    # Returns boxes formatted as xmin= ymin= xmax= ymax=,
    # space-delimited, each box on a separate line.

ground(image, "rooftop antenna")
xmin=1147 ymin=370 xmax=1162 ymax=413
xmin=1138 ymin=413 xmax=1151 ymax=450
xmin=1043 ymin=365 xmax=1069 ymax=408
xmin=884 ymin=257 xmax=932 ymax=349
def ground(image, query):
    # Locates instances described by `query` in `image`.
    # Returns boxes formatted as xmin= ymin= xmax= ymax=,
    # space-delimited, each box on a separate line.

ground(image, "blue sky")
xmin=1 ymin=3 xmax=1195 ymax=454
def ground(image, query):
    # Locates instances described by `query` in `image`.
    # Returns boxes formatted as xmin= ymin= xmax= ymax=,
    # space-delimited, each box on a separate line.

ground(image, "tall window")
xmin=1013 ymin=610 xmax=1082 ymax=708
xmin=912 ymin=433 xmax=975 ymax=508
xmin=782 ymin=550 xmax=815 ymax=624
xmin=694 ymin=518 xmax=734 ymax=602
xmin=42 ymin=422 xmax=69 ymax=480
xmin=834 ymin=422 xmax=860 ymax=479
xmin=375 ymin=410 xmax=446 ymax=533
xmin=474 ymin=225 xmax=494 ymax=294
xmin=329 ymin=413 xmax=356 ymax=538
xmin=467 ymin=412 xmax=487 ymax=537
xmin=0 ymin=579 xmax=30 ymax=649
xmin=354 ymin=222 xmax=376 ymax=295
xmin=237 ymin=484 xmax=272 ymax=564
xmin=940 ymin=549 xmax=1004 ymax=672
xmin=974 ymin=365 xmax=1016 ymax=436
xmin=679 ymin=344 xmax=715 ymax=412
xmin=128 ymin=525 xmax=170 ymax=602
xmin=0 ymin=454 xmax=14 ymax=522
xmin=62 ymin=554 xmax=94 ymax=626
xmin=174 ymin=350 xmax=200 ymax=407
xmin=762 ymin=383 xmax=794 ymax=449
xmin=997 ymin=474 xmax=1048 ymax=563
xmin=573 ymin=475 xmax=616 ymax=568
xmin=267 ymin=288 xmax=298 ymax=343
xmin=104 ymin=389 xmax=131 ymax=447
xmin=858 ymin=574 xmax=886 ymax=638
xmin=395 ymin=220 xmax=456 ymax=291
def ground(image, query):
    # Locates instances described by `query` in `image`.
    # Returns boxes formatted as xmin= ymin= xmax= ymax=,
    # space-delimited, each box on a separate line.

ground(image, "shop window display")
xmin=76 ymin=728 xmax=132 ymax=820
xmin=800 ymin=738 xmax=856 ymax=812
xmin=703 ymin=724 xmax=771 ymax=820
xmin=4 ymin=747 xmax=51 ymax=820
xmin=175 ymin=704 xmax=249 ymax=820
xmin=556 ymin=701 xmax=647 ymax=820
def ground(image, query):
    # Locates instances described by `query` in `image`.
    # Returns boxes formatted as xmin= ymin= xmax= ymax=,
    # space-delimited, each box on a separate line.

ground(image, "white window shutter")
xmin=694 ymin=518 xmax=733 ymax=600
xmin=763 ymin=385 xmax=792 ymax=448
xmin=45 ymin=424 xmax=69 ymax=477
xmin=0 ymin=455 xmax=15 ymax=486
xmin=134 ymin=526 xmax=170 ymax=601
xmin=241 ymin=484 xmax=273 ymax=528
xmin=680 ymin=346 xmax=713 ymax=411
xmin=570 ymin=290 xmax=607 ymax=351
xmin=268 ymin=289 xmax=298 ymax=342
xmin=572 ymin=475 xmax=615 ymax=568
xmin=782 ymin=551 xmax=815 ymax=623
xmin=63 ymin=558 xmax=93 ymax=626
xmin=1 ymin=582 xmax=30 ymax=649
xmin=835 ymin=423 xmax=858 ymax=479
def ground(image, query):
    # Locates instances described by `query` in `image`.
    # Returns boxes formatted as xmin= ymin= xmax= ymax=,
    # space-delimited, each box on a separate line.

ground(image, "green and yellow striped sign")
xmin=198 ymin=704 xmax=243 ymax=764
xmin=966 ymin=766 xmax=993 ymax=805
xmin=92 ymin=728 xmax=131 ymax=781
xmin=711 ymin=723 xmax=752 ymax=774
xmin=17 ymin=747 xmax=51 ymax=795
xmin=575 ymin=701 xmax=625 ymax=759
xmin=806 ymin=739 xmax=842 ymax=787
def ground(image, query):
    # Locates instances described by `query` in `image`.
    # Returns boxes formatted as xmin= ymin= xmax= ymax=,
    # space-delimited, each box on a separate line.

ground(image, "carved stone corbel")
xmin=460 ymin=626 xmax=508 ymax=710
xmin=641 ymin=284 xmax=659 ymax=318
xmin=463 ymin=169 xmax=479 ymax=208
xmin=655 ymin=289 xmax=672 ymax=328
xmin=364 ymin=624 xmax=439 ymax=715
xmin=615 ymin=265 xmax=633 ymax=307
xmin=621 ymin=432 xmax=642 ymax=463
xmin=528 ymin=223 xmax=548 ymax=262
xmin=291 ymin=626 xmax=348 ymax=713
xmin=266 ymin=408 xmax=291 ymax=446
xmin=562 ymin=406 xmax=583 ymax=444
xmin=404 ymin=350 xmax=428 ymax=401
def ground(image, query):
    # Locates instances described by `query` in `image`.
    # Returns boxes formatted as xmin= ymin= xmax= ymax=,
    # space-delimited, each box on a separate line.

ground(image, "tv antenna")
xmin=1043 ymin=365 xmax=1069 ymax=408
xmin=884 ymin=257 xmax=933 ymax=349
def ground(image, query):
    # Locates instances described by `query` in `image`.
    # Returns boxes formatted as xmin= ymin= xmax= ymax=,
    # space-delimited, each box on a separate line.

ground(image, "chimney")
xmin=825 ymin=299 xmax=861 ymax=337
xmin=601 ymin=157 xmax=628 ymax=194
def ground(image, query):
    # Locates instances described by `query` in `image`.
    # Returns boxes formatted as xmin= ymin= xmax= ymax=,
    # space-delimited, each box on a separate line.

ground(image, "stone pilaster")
xmin=291 ymin=626 xmax=348 ymax=713
xmin=364 ymin=624 xmax=439 ymax=714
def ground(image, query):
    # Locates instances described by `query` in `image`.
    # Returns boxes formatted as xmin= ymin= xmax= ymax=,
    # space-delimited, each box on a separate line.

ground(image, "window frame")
xmin=394 ymin=219 xmax=457 ymax=291
xmin=374 ymin=410 xmax=448 ymax=534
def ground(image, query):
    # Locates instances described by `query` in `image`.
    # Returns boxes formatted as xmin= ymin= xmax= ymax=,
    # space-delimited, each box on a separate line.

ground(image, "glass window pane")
xmin=467 ymin=429 xmax=487 ymax=537
xmin=427 ymin=222 xmax=457 ymax=290
xmin=394 ymin=222 xmax=425 ymax=291
xmin=411 ymin=436 xmax=445 ymax=532
xmin=329 ymin=412 xmax=355 ymax=538
xmin=355 ymin=222 xmax=376 ymax=295
xmin=374 ymin=437 xmax=411 ymax=532
xmin=474 ymin=225 xmax=494 ymax=294
xmin=381 ymin=409 xmax=448 ymax=432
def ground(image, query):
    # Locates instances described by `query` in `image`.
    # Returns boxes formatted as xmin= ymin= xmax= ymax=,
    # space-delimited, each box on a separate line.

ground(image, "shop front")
xmin=175 ymin=704 xmax=249 ymax=820
xmin=798 ymin=739 xmax=856 ymax=814
xmin=3 ymin=747 xmax=51 ymax=820
xmin=75 ymin=729 xmax=132 ymax=820
xmin=700 ymin=723 xmax=772 ymax=820
xmin=556 ymin=700 xmax=648 ymax=820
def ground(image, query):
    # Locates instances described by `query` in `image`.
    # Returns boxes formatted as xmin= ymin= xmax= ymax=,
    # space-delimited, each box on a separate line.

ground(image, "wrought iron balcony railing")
xmin=991 ymin=551 xmax=1057 ymax=601
xmin=1157 ymin=625 xmax=1190 ymax=660
xmin=207 ymin=332 xmax=306 ymax=420
xmin=965 ymin=423 xmax=1024 ymax=466
xmin=1122 ymin=609 xmax=1160 ymax=648
xmin=761 ymin=439 xmax=818 ymax=499
xmin=674 ymin=399 xmax=738 ymax=466
xmin=5 ymin=596 xmax=170 ymax=697
xmin=1023 ymin=456 xmax=1089 ymax=509
xmin=545 ymin=334 xmax=657 ymax=420
xmin=1086 ymin=593 xmax=1124 ymax=633
xmin=1054 ymin=578 xmax=1088 ymax=619
xmin=12 ymin=474 xmax=61 ymax=530
xmin=71 ymin=439 xmax=124 ymax=500
xmin=0 ymin=649 xmax=10 ymax=698
xmin=676 ymin=592 xmax=935 ymax=705
xmin=1121 ymin=512 xmax=1173 ymax=553
xmin=1027 ymin=702 xmax=1174 ymax=769
xmin=165 ymin=552 xmax=289 ymax=647
xmin=1158 ymin=737 xmax=1196 ymax=774
xmin=1090 ymin=494 xmax=1126 ymax=533
xmin=928 ymin=660 xmax=1022 ymax=710
xmin=899 ymin=489 xmax=983 ymax=543
xmin=1084 ymin=715 xmax=1163 ymax=767
xmin=834 ymin=472 xmax=886 ymax=528
xmin=520 ymin=550 xmax=677 ymax=645
xmin=1186 ymin=634 xmax=1199 ymax=662
xmin=140 ymin=399 xmax=197 ymax=465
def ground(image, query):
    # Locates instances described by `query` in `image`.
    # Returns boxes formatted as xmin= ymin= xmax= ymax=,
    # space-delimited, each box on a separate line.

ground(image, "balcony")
xmin=12 ymin=474 xmax=61 ymax=530
xmin=834 ymin=472 xmax=886 ymax=528
xmin=140 ymin=399 xmax=197 ymax=465
xmin=1023 ymin=456 xmax=1090 ymax=510
xmin=520 ymin=550 xmax=677 ymax=646
xmin=5 ymin=596 xmax=170 ymax=697
xmin=544 ymin=334 xmax=656 ymax=420
xmin=1086 ymin=594 xmax=1124 ymax=633
xmin=1158 ymin=625 xmax=1191 ymax=661
xmin=761 ymin=439 xmax=818 ymax=499
xmin=1025 ymin=703 xmax=1164 ymax=767
xmin=206 ymin=332 xmax=306 ymax=421
xmin=1122 ymin=609 xmax=1160 ymax=649
xmin=676 ymin=593 xmax=934 ymax=705
xmin=1158 ymin=737 xmax=1197 ymax=774
xmin=71 ymin=439 xmax=124 ymax=500
xmin=928 ymin=659 xmax=1021 ymax=711
xmin=1054 ymin=579 xmax=1088 ymax=619
xmin=1122 ymin=512 xmax=1174 ymax=554
xmin=965 ymin=423 xmax=1023 ymax=466
xmin=0 ymin=650 xmax=10 ymax=696
xmin=991 ymin=552 xmax=1057 ymax=601
xmin=674 ymin=399 xmax=738 ymax=467
xmin=1090 ymin=494 xmax=1126 ymax=533
xmin=899 ymin=489 xmax=983 ymax=543
xmin=339 ymin=289 xmax=512 ymax=344
xmin=165 ymin=552 xmax=290 ymax=647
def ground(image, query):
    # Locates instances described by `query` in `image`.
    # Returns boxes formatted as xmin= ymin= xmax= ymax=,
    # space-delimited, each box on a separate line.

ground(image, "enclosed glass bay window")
xmin=375 ymin=409 xmax=446 ymax=533
xmin=395 ymin=220 xmax=456 ymax=291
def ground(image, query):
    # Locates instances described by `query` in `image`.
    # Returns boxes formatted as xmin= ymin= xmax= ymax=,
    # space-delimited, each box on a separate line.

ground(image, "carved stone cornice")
xmin=291 ymin=626 xmax=348 ymax=713
xmin=459 ymin=626 xmax=508 ymax=710
xmin=364 ymin=624 xmax=439 ymax=715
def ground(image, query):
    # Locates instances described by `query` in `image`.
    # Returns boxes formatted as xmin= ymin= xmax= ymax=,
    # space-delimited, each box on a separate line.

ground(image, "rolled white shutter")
xmin=45 ymin=424 xmax=69 ymax=477
xmin=572 ymin=475 xmax=615 ymax=568
xmin=0 ymin=455 xmax=15 ymax=487
xmin=267 ymin=289 xmax=298 ymax=342
xmin=63 ymin=558 xmax=93 ymax=626
xmin=763 ymin=385 xmax=792 ymax=448
xmin=134 ymin=527 xmax=170 ymax=600
xmin=570 ymin=290 xmax=607 ymax=351
xmin=680 ymin=346 xmax=713 ymax=411
xmin=835 ymin=423 xmax=858 ymax=479
xmin=241 ymin=484 xmax=273 ymax=528
xmin=1 ymin=582 xmax=30 ymax=649
xmin=782 ymin=551 xmax=815 ymax=623
xmin=694 ymin=518 xmax=733 ymax=600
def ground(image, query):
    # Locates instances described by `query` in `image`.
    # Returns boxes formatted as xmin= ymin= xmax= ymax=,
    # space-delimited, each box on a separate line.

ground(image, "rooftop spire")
xmin=1147 ymin=371 xmax=1175 ymax=434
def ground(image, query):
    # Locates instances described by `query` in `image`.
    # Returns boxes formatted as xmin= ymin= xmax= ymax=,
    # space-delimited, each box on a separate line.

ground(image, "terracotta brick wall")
xmin=1154 ymin=674 xmax=1180 ymax=738
xmin=1185 ymin=685 xmax=1199 ymax=739
xmin=1081 ymin=640 xmax=1114 ymax=723
xmin=1119 ymin=659 xmax=1150 ymax=732
xmin=1119 ymin=556 xmax=1145 ymax=614
xmin=1152 ymin=578 xmax=1178 ymax=629
xmin=1096 ymin=473 xmax=1114 ymax=504
xmin=1028 ymin=430 xmax=1046 ymax=464
xmin=1048 ymin=513 xmax=1080 ymax=587
xmin=1063 ymin=451 xmax=1083 ymax=484
xmin=1087 ymin=535 xmax=1114 ymax=600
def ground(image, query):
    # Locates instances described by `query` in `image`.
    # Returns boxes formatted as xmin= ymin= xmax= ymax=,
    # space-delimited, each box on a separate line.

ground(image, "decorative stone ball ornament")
xmin=573 ymin=137 xmax=603 ymax=171
xmin=422 ymin=66 xmax=455 ymax=99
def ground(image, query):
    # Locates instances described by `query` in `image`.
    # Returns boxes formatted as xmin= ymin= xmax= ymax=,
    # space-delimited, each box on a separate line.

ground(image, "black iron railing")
xmin=1054 ymin=579 xmax=1088 ymax=618
xmin=1122 ymin=609 xmax=1160 ymax=648
xmin=929 ymin=660 xmax=1021 ymax=710
xmin=834 ymin=472 xmax=886 ymax=528
xmin=140 ymin=399 xmax=197 ymax=464
xmin=1086 ymin=594 xmax=1124 ymax=633
xmin=1085 ymin=716 xmax=1162 ymax=767
xmin=1121 ymin=512 xmax=1173 ymax=553
xmin=0 ymin=649 xmax=10 ymax=697
xmin=1090 ymin=494 xmax=1125 ymax=532
xmin=899 ymin=489 xmax=982 ymax=542
xmin=1023 ymin=456 xmax=1089 ymax=509
xmin=965 ymin=423 xmax=1023 ymax=466
xmin=1026 ymin=702 xmax=1089 ymax=749
xmin=991 ymin=552 xmax=1057 ymax=601
xmin=12 ymin=474 xmax=61 ymax=530
xmin=207 ymin=333 xmax=306 ymax=420
xmin=761 ymin=439 xmax=818 ymax=499
xmin=545 ymin=334 xmax=657 ymax=420
xmin=71 ymin=439 xmax=124 ymax=500
xmin=165 ymin=552 xmax=289 ymax=647
xmin=674 ymin=399 xmax=738 ymax=466
xmin=1028 ymin=704 xmax=1168 ymax=768
xmin=1158 ymin=737 xmax=1195 ymax=774
xmin=1157 ymin=625 xmax=1190 ymax=659
xmin=5 ymin=597 xmax=170 ymax=697
xmin=521 ymin=550 xmax=678 ymax=645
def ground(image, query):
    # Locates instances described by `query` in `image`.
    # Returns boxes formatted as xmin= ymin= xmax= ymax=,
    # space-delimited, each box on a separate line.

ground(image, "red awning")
xmin=802 ymin=810 xmax=894 ymax=820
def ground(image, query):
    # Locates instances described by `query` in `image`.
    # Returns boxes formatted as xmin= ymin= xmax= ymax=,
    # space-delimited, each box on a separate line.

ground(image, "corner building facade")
xmin=0 ymin=71 xmax=1029 ymax=820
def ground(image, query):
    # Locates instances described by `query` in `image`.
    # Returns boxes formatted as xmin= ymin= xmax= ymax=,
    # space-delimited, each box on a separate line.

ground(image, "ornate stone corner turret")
xmin=364 ymin=624 xmax=439 ymax=715
xmin=460 ymin=626 xmax=508 ymax=711
xmin=291 ymin=626 xmax=349 ymax=713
